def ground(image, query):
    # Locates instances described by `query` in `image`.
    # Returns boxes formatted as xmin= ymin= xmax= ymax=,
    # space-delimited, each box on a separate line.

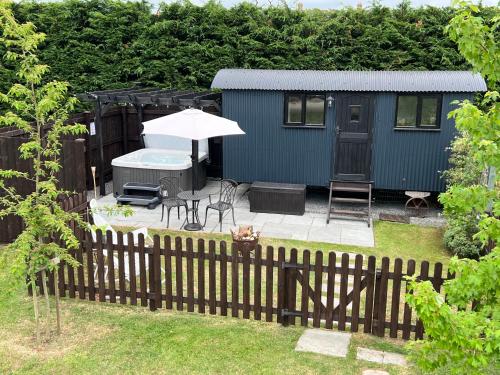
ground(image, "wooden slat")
xmin=288 ymin=248 xmax=298 ymax=325
xmin=277 ymin=247 xmax=286 ymax=324
xmin=301 ymin=250 xmax=311 ymax=327
xmin=208 ymin=240 xmax=216 ymax=315
xmin=197 ymin=239 xmax=206 ymax=314
xmin=231 ymin=244 xmax=239 ymax=318
xmin=312 ymin=251 xmax=323 ymax=328
xmin=128 ymin=232 xmax=137 ymax=306
xmin=175 ymin=237 xmax=183 ymax=311
xmin=325 ymin=252 xmax=336 ymax=329
xmin=116 ymin=232 xmax=126 ymax=304
xmin=220 ymin=242 xmax=228 ymax=316
xmin=76 ymin=229 xmax=86 ymax=299
xmin=350 ymin=254 xmax=363 ymax=332
xmin=151 ymin=235 xmax=162 ymax=310
xmin=265 ymin=246 xmax=274 ymax=322
xmin=338 ymin=253 xmax=349 ymax=331
xmin=389 ymin=258 xmax=403 ymax=338
xmin=67 ymin=248 xmax=76 ymax=298
xmin=85 ymin=232 xmax=96 ymax=301
xmin=66 ymin=249 xmax=76 ymax=298
xmin=242 ymin=250 xmax=251 ymax=319
xmin=138 ymin=234 xmax=147 ymax=307
xmin=253 ymin=245 xmax=262 ymax=321
xmin=402 ymin=259 xmax=416 ymax=340
xmin=186 ymin=238 xmax=195 ymax=312
xmin=106 ymin=230 xmax=116 ymax=303
xmin=431 ymin=263 xmax=443 ymax=293
xmin=164 ymin=236 xmax=173 ymax=309
xmin=415 ymin=261 xmax=429 ymax=340
xmin=363 ymin=255 xmax=376 ymax=333
xmin=376 ymin=257 xmax=390 ymax=337
xmin=96 ymin=230 xmax=106 ymax=302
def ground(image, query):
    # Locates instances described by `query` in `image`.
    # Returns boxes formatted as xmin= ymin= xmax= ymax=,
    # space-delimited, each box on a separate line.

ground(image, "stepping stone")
xmin=362 ymin=370 xmax=390 ymax=375
xmin=357 ymin=347 xmax=407 ymax=366
xmin=295 ymin=329 xmax=351 ymax=358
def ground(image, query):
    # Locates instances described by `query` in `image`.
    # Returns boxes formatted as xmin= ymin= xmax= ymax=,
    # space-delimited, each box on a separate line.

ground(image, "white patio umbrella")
xmin=142 ymin=108 xmax=245 ymax=194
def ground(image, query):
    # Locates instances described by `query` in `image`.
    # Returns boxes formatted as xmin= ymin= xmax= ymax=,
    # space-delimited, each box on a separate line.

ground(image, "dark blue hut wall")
xmin=222 ymin=89 xmax=472 ymax=192
xmin=372 ymin=93 xmax=472 ymax=192
xmin=222 ymin=90 xmax=335 ymax=186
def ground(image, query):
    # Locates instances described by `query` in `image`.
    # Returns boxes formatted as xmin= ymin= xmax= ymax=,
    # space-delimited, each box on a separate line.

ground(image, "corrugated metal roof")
xmin=211 ymin=69 xmax=487 ymax=92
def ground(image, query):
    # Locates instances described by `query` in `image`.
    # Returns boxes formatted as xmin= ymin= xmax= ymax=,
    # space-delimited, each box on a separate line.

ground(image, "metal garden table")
xmin=177 ymin=190 xmax=209 ymax=231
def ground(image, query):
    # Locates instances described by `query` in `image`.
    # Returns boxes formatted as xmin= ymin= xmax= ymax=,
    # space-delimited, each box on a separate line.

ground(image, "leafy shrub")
xmin=443 ymin=217 xmax=482 ymax=259
xmin=3 ymin=0 xmax=496 ymax=96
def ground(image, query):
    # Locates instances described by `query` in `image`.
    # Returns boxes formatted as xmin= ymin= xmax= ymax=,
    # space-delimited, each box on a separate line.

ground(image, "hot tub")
xmin=112 ymin=149 xmax=208 ymax=195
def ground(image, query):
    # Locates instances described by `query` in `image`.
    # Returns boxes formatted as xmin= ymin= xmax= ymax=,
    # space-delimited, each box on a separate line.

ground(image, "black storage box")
xmin=249 ymin=181 xmax=306 ymax=215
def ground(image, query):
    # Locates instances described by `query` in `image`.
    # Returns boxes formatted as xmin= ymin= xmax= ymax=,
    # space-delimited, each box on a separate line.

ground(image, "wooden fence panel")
xmin=36 ymin=232 xmax=450 ymax=342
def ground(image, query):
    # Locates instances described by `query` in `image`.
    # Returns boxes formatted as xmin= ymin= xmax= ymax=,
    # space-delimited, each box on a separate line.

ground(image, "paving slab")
xmin=295 ymin=329 xmax=351 ymax=358
xmin=95 ymin=181 xmax=376 ymax=247
xmin=357 ymin=347 xmax=407 ymax=366
xmin=362 ymin=370 xmax=390 ymax=375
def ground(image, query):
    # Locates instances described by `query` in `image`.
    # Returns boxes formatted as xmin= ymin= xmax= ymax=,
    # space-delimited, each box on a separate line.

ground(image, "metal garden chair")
xmin=159 ymin=176 xmax=188 ymax=228
xmin=203 ymin=179 xmax=238 ymax=232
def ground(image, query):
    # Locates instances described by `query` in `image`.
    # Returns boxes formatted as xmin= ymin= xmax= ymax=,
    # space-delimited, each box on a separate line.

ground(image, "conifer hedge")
xmin=4 ymin=0 xmax=496 ymax=94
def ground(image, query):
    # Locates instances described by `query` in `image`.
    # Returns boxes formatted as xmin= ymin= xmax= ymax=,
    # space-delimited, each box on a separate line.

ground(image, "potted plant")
xmin=230 ymin=225 xmax=260 ymax=256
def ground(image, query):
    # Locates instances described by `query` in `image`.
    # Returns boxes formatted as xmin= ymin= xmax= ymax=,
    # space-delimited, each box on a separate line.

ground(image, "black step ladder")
xmin=326 ymin=180 xmax=372 ymax=227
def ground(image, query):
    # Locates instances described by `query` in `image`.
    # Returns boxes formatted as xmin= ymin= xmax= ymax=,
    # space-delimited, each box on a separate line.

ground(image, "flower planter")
xmin=233 ymin=238 xmax=259 ymax=257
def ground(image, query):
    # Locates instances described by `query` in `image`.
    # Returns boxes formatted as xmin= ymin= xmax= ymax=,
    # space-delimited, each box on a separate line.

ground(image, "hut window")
xmin=284 ymin=93 xmax=326 ymax=127
xmin=395 ymin=94 xmax=441 ymax=129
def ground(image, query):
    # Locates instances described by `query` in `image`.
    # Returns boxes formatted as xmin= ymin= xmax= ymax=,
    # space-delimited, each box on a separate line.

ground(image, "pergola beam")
xmin=78 ymin=87 xmax=222 ymax=197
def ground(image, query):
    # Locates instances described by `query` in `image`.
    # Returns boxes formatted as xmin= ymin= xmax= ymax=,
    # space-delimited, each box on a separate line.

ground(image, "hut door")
xmin=333 ymin=94 xmax=373 ymax=181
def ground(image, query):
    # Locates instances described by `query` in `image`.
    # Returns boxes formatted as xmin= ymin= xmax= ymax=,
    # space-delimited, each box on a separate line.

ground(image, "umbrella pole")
xmin=191 ymin=139 xmax=199 ymax=195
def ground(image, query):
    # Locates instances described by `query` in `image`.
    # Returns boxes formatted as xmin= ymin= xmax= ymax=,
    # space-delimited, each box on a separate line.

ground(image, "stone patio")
xmin=93 ymin=179 xmax=376 ymax=247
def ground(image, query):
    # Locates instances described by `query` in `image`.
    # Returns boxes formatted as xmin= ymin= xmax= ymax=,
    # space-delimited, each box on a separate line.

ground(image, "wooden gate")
xmin=281 ymin=250 xmax=375 ymax=333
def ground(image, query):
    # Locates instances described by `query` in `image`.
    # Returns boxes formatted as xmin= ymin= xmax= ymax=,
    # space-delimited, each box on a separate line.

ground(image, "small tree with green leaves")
xmin=406 ymin=1 xmax=499 ymax=374
xmin=0 ymin=0 xmax=87 ymax=343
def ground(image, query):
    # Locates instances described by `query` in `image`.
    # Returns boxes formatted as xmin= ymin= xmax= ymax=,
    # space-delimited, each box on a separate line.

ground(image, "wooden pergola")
xmin=78 ymin=87 xmax=222 ymax=196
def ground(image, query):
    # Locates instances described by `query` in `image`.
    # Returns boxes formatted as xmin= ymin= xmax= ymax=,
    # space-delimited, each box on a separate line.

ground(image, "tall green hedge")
xmin=5 ymin=0 xmax=496 ymax=94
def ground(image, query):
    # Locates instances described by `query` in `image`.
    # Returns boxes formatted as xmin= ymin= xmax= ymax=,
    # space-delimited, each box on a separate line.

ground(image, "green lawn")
xmin=0 ymin=221 xmax=448 ymax=374
xmin=136 ymin=220 xmax=450 ymax=267
xmin=0 ymin=280 xmax=417 ymax=375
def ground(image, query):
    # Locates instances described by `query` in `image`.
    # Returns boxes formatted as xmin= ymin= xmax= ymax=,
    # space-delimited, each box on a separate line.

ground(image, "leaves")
xmin=4 ymin=0 xmax=497 ymax=95
xmin=408 ymin=2 xmax=499 ymax=374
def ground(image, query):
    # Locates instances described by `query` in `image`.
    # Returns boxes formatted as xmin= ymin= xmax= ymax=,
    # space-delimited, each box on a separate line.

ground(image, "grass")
xmin=118 ymin=220 xmax=450 ymax=267
xmin=0 ymin=276 xmax=417 ymax=375
xmin=0 ymin=221 xmax=447 ymax=374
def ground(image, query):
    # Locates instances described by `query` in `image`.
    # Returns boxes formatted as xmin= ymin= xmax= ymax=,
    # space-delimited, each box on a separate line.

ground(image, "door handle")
xmin=335 ymin=126 xmax=340 ymax=135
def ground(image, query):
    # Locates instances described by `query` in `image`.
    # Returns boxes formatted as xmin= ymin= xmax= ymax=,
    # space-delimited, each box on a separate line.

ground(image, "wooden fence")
xmin=0 ymin=192 xmax=87 ymax=243
xmin=38 ymin=230 xmax=448 ymax=341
